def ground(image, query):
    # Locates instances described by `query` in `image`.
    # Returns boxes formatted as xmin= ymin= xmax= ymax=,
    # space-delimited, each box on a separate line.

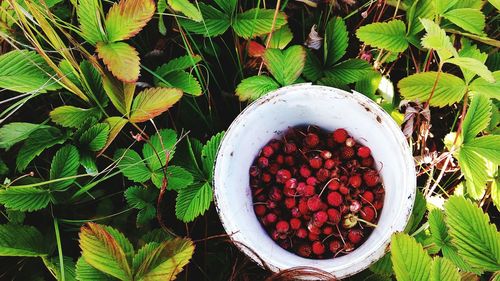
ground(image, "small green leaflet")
xmin=201 ymin=131 xmax=224 ymax=181
xmin=461 ymin=93 xmax=492 ymax=143
xmin=391 ymin=233 xmax=432 ymax=281
xmin=96 ymin=42 xmax=140 ymax=83
xmin=76 ymin=257 xmax=117 ymax=281
xmin=356 ymin=20 xmax=408 ymax=53
xmin=443 ymin=8 xmax=485 ymax=35
xmin=50 ymin=106 xmax=101 ymax=128
xmin=235 ymin=75 xmax=280 ymax=102
xmin=445 ymin=57 xmax=494 ymax=83
xmin=151 ymin=166 xmax=193 ymax=190
xmin=263 ymin=46 xmax=306 ymax=86
xmin=77 ymin=0 xmax=106 ymax=45
xmin=458 ymin=146 xmax=489 ymax=199
xmin=469 ymin=71 xmax=500 ymax=100
xmin=79 ymin=123 xmax=110 ymax=152
xmin=430 ymin=257 xmax=461 ymax=281
xmin=49 ymin=145 xmax=80 ymax=190
xmin=323 ymin=59 xmax=374 ymax=85
xmin=0 ymin=224 xmax=48 ymax=257
xmin=420 ymin=19 xmax=457 ymax=61
xmin=124 ymin=186 xmax=157 ymax=225
xmin=115 ymin=149 xmax=152 ymax=183
xmin=178 ymin=3 xmax=231 ymax=37
xmin=104 ymin=0 xmax=155 ymax=43
xmin=324 ymin=17 xmax=348 ymax=66
xmin=404 ymin=190 xmax=426 ymax=233
xmin=129 ymin=88 xmax=183 ymax=123
xmin=0 ymin=122 xmax=50 ymax=150
xmin=142 ymin=129 xmax=178 ymax=170
xmin=175 ymin=182 xmax=212 ymax=222
xmin=167 ymin=0 xmax=202 ymax=21
xmin=267 ymin=25 xmax=293 ymax=49
xmin=0 ymin=187 xmax=51 ymax=212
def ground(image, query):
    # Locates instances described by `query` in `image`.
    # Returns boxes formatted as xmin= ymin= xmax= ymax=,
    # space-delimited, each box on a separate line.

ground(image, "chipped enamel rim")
xmin=213 ymin=84 xmax=416 ymax=279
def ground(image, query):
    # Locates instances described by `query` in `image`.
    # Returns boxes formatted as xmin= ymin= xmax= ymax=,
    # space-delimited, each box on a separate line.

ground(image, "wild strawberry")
xmin=262 ymin=173 xmax=271 ymax=183
xmin=307 ymin=196 xmax=322 ymax=211
xmin=324 ymin=158 xmax=335 ymax=169
xmin=297 ymin=244 xmax=312 ymax=257
xmin=323 ymin=226 xmax=333 ymax=235
xmin=320 ymin=150 xmax=332 ymax=159
xmin=316 ymin=168 xmax=330 ymax=182
xmin=284 ymin=142 xmax=297 ymax=154
xmin=329 ymin=240 xmax=342 ymax=252
xmin=284 ymin=197 xmax=296 ymax=209
xmin=276 ymin=220 xmax=289 ymax=233
xmin=306 ymin=176 xmax=319 ymax=186
xmin=275 ymin=154 xmax=284 ymax=165
xmin=342 ymin=214 xmax=358 ymax=229
xmin=268 ymin=163 xmax=279 ymax=174
xmin=361 ymin=156 xmax=374 ymax=167
xmin=327 ymin=208 xmax=341 ymax=224
xmin=339 ymin=184 xmax=350 ymax=195
xmin=361 ymin=206 xmax=376 ymax=222
xmin=296 ymin=228 xmax=308 ymax=239
xmin=312 ymin=241 xmax=326 ymax=255
xmin=290 ymin=218 xmax=301 ymax=230
xmin=304 ymin=185 xmax=316 ymax=197
xmin=249 ymin=166 xmax=260 ymax=177
xmin=313 ymin=211 xmax=328 ymax=226
xmin=361 ymin=191 xmax=374 ymax=203
xmin=308 ymin=222 xmax=322 ymax=235
xmin=291 ymin=207 xmax=301 ymax=218
xmin=269 ymin=139 xmax=281 ymax=151
xmin=305 ymin=133 xmax=320 ymax=148
xmin=299 ymin=165 xmax=312 ymax=178
xmin=341 ymin=147 xmax=355 ymax=159
xmin=363 ymin=170 xmax=379 ymax=187
xmin=285 ymin=178 xmax=298 ymax=189
xmin=309 ymin=156 xmax=323 ymax=169
xmin=373 ymin=200 xmax=384 ymax=210
xmin=349 ymin=200 xmax=362 ymax=213
xmin=284 ymin=155 xmax=295 ymax=166
xmin=327 ymin=192 xmax=343 ymax=207
xmin=276 ymin=169 xmax=291 ymax=183
xmin=327 ymin=179 xmax=340 ymax=190
xmin=271 ymin=230 xmax=280 ymax=241
xmin=348 ymin=174 xmax=362 ymax=188
xmin=261 ymin=145 xmax=274 ymax=157
xmin=254 ymin=205 xmax=266 ymax=216
xmin=357 ymin=146 xmax=371 ymax=158
xmin=332 ymin=128 xmax=348 ymax=143
xmin=258 ymin=157 xmax=269 ymax=168
xmin=308 ymin=231 xmax=320 ymax=241
xmin=269 ymin=187 xmax=282 ymax=201
xmin=298 ymin=199 xmax=309 ymax=214
xmin=265 ymin=213 xmax=278 ymax=225
xmin=348 ymin=228 xmax=364 ymax=244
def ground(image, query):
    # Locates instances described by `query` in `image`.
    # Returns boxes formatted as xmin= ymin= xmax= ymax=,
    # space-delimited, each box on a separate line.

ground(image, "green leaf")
xmin=152 ymin=166 xmax=194 ymax=190
xmin=115 ymin=149 xmax=151 ymax=183
xmin=101 ymin=116 xmax=128 ymax=154
xmin=434 ymin=0 xmax=458 ymax=14
xmin=0 ymin=122 xmax=50 ymax=150
xmin=444 ymin=196 xmax=500 ymax=271
xmin=430 ymin=257 xmax=461 ymax=281
xmin=178 ymin=3 xmax=230 ymax=37
xmin=77 ymin=0 xmax=106 ymax=45
xmin=407 ymin=0 xmax=434 ymax=35
xmin=175 ymin=182 xmax=212 ymax=222
xmin=232 ymin=8 xmax=287 ymax=39
xmin=263 ymin=46 xmax=306 ymax=86
xmin=16 ymin=127 xmax=67 ymax=171
xmin=469 ymin=71 xmax=500 ymax=100
xmin=267 ymin=25 xmax=293 ymax=49
xmin=429 ymin=209 xmax=450 ymax=250
xmin=442 ymin=244 xmax=479 ymax=274
xmin=97 ymin=42 xmax=140 ymax=83
xmin=420 ymin=18 xmax=457 ymax=60
xmin=142 ymin=129 xmax=178 ymax=171
xmin=139 ymin=229 xmax=174 ymax=246
xmin=324 ymin=59 xmax=374 ymax=85
xmin=105 ymin=0 xmax=155 ymax=42
xmin=356 ymin=20 xmax=408 ymax=52
xmin=81 ymin=153 xmax=98 ymax=175
xmin=405 ymin=190 xmax=426 ymax=233
xmin=201 ymin=132 xmax=224 ymax=181
xmin=154 ymin=55 xmax=202 ymax=75
xmin=50 ymin=106 xmax=101 ymax=128
xmin=235 ymin=75 xmax=280 ymax=102
xmin=76 ymin=257 xmax=117 ymax=281
xmin=443 ymin=8 xmax=485 ymax=35
xmin=0 ymin=224 xmax=47 ymax=256
xmin=79 ymin=123 xmax=110 ymax=151
xmin=129 ymin=88 xmax=183 ymax=123
xmin=391 ymin=233 xmax=432 ymax=281
xmin=50 ymin=145 xmax=80 ymax=190
xmin=490 ymin=0 xmax=500 ymax=10
xmin=6 ymin=209 xmax=25 ymax=224
xmin=44 ymin=256 xmax=77 ymax=281
xmin=461 ymin=93 xmax=492 ymax=142
xmin=370 ymin=253 xmax=393 ymax=276
xmin=133 ymin=238 xmax=194 ymax=281
xmin=445 ymin=57 xmax=494 ymax=83
xmin=398 ymin=72 xmax=467 ymax=107
xmin=79 ymin=223 xmax=133 ymax=280
xmin=168 ymin=0 xmax=202 ymax=21
xmin=81 ymin=60 xmax=108 ymax=106
xmin=0 ymin=187 xmax=51 ymax=212
xmin=213 ymin=0 xmax=236 ymax=14
xmin=458 ymin=146 xmax=489 ymax=199
xmin=125 ymin=186 xmax=157 ymax=225
xmin=458 ymin=39 xmax=488 ymax=84
xmin=325 ymin=17 xmax=348 ymax=66
xmin=0 ymin=50 xmax=60 ymax=93
xmin=157 ymin=71 xmax=202 ymax=96
xmin=102 ymin=75 xmax=135 ymax=116
xmin=303 ymin=49 xmax=323 ymax=82
xmin=355 ymin=71 xmax=382 ymax=101
xmin=465 ymin=135 xmax=500 ymax=165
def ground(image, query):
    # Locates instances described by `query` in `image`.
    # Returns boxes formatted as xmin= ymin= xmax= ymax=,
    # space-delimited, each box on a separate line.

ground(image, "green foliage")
xmin=405 ymin=190 xmax=426 ymax=233
xmin=235 ymin=76 xmax=280 ymax=102
xmin=0 ymin=187 xmax=51 ymax=212
xmin=469 ymin=71 xmax=500 ymax=99
xmin=356 ymin=20 xmax=409 ymax=53
xmin=79 ymin=123 xmax=110 ymax=151
xmin=49 ymin=145 xmax=80 ymax=190
xmin=50 ymin=106 xmax=102 ymax=128
xmin=129 ymin=88 xmax=183 ymax=122
xmin=96 ymin=42 xmax=140 ymax=83
xmin=0 ymin=224 xmax=47 ymax=256
xmin=125 ymin=186 xmax=157 ymax=225
xmin=77 ymin=0 xmax=106 ymax=45
xmin=267 ymin=25 xmax=293 ymax=49
xmin=461 ymin=94 xmax=492 ymax=143
xmin=420 ymin=19 xmax=457 ymax=61
xmin=178 ymin=3 xmax=231 ymax=37
xmin=16 ymin=127 xmax=68 ymax=171
xmin=443 ymin=8 xmax=485 ymax=35
xmin=154 ymin=55 xmax=202 ymax=96
xmin=175 ymin=182 xmax=212 ymax=222
xmin=430 ymin=257 xmax=461 ymax=281
xmin=263 ymin=46 xmax=306 ymax=86
xmin=391 ymin=233 xmax=432 ymax=281
xmin=104 ymin=0 xmax=155 ymax=42
xmin=0 ymin=123 xmax=50 ymax=150
xmin=324 ymin=17 xmax=348 ymax=66
xmin=167 ymin=0 xmax=202 ymax=22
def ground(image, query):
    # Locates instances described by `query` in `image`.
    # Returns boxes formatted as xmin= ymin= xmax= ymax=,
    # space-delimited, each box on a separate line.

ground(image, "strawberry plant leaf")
xmin=232 ymin=8 xmax=287 ymax=39
xmin=16 ymin=127 xmax=68 ymax=172
xmin=97 ymin=42 xmax=140 ymax=83
xmin=129 ymin=88 xmax=183 ymax=123
xmin=434 ymin=0 xmax=459 ymax=15
xmin=407 ymin=0 xmax=434 ymax=36
xmin=151 ymin=166 xmax=193 ymax=190
xmin=430 ymin=257 xmax=461 ymax=281
xmin=142 ymin=129 xmax=178 ymax=171
xmin=0 ymin=123 xmax=50 ymax=150
xmin=115 ymin=149 xmax=151 ymax=183
xmin=325 ymin=17 xmax=348 ymax=66
xmin=0 ymin=50 xmax=60 ymax=93
xmin=445 ymin=57 xmax=494 ymax=83
xmin=201 ymin=132 xmax=224 ymax=181
xmin=0 ymin=224 xmax=47 ymax=256
xmin=105 ymin=0 xmax=155 ymax=42
xmin=235 ymin=75 xmax=280 ymax=102
xmin=391 ymin=233 xmax=432 ymax=281
xmin=44 ymin=256 xmax=77 ymax=281
xmin=458 ymin=39 xmax=488 ymax=84
xmin=101 ymin=75 xmax=136 ymax=116
xmin=491 ymin=177 xmax=500 ymax=210
xmin=464 ymin=135 xmax=500 ymax=165
xmin=443 ymin=8 xmax=485 ymax=35
xmin=405 ymin=190 xmax=426 ymax=233
xmin=133 ymin=238 xmax=194 ymax=280
xmin=444 ymin=196 xmax=500 ymax=271
xmin=213 ymin=0 xmax=237 ymax=14
xmin=461 ymin=93 xmax=492 ymax=143
xmin=167 ymin=0 xmax=202 ymax=22
xmin=420 ymin=19 xmax=457 ymax=60
xmin=178 ymin=3 xmax=230 ymax=37
xmin=303 ymin=49 xmax=324 ymax=82
xmin=324 ymin=59 xmax=374 ymax=85
xmin=77 ymin=0 xmax=106 ymax=45
xmin=157 ymin=71 xmax=202 ymax=96
xmin=50 ymin=145 xmax=80 ymax=190
xmin=355 ymin=71 xmax=382 ymax=101
xmin=100 ymin=117 xmax=128 ymax=155
xmin=397 ymin=72 xmax=467 ymax=107
xmin=370 ymin=253 xmax=393 ymax=276
xmin=79 ymin=123 xmax=110 ymax=152
xmin=154 ymin=55 xmax=201 ymax=75
xmin=267 ymin=25 xmax=293 ymax=49
xmin=458 ymin=146 xmax=489 ymax=199
xmin=175 ymin=182 xmax=212 ymax=222
xmin=469 ymin=71 xmax=500 ymax=100
xmin=125 ymin=186 xmax=157 ymax=225
xmin=0 ymin=187 xmax=51 ymax=212
xmin=263 ymin=45 xmax=306 ymax=86
xmin=79 ymin=223 xmax=133 ymax=280
xmin=76 ymin=257 xmax=117 ymax=281
xmin=50 ymin=106 xmax=101 ymax=128
xmin=428 ymin=209 xmax=450 ymax=250
xmin=356 ymin=20 xmax=408 ymax=53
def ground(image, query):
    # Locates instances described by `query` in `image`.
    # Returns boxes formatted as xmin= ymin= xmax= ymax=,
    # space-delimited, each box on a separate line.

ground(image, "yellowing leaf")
xmin=167 ymin=0 xmax=202 ymax=22
xmin=97 ymin=42 xmax=140 ymax=83
xmin=99 ymin=117 xmax=128 ymax=155
xmin=105 ymin=0 xmax=155 ymax=42
xmin=77 ymin=0 xmax=107 ymax=45
xmin=129 ymin=88 xmax=183 ymax=123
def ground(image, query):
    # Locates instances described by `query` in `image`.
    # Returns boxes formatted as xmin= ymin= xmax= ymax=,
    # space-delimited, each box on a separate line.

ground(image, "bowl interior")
xmin=214 ymin=84 xmax=415 ymax=278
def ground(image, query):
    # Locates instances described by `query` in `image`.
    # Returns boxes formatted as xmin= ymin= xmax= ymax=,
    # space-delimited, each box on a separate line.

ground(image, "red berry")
xmin=296 ymin=228 xmax=307 ymax=239
xmin=283 ymin=186 xmax=295 ymax=197
xmin=308 ymin=222 xmax=322 ymax=235
xmin=320 ymin=150 xmax=332 ymax=159
xmin=313 ymin=211 xmax=328 ymax=225
xmin=348 ymin=174 xmax=362 ymax=188
xmin=327 ymin=208 xmax=341 ymax=224
xmin=329 ymin=240 xmax=342 ymax=252
xmin=258 ymin=157 xmax=269 ymax=168
xmin=268 ymin=163 xmax=279 ymax=174
xmin=363 ymin=170 xmax=380 ymax=187
xmin=271 ymin=230 xmax=279 ymax=241
xmin=276 ymin=220 xmax=290 ymax=233
xmin=304 ymin=185 xmax=316 ymax=197
xmin=327 ymin=192 xmax=343 ymax=207
xmin=284 ymin=197 xmax=296 ymax=209
xmin=276 ymin=169 xmax=292 ymax=183
xmin=275 ymin=154 xmax=284 ymax=164
xmin=309 ymin=156 xmax=323 ymax=169
xmin=373 ymin=200 xmax=384 ymax=210
xmin=305 ymin=133 xmax=320 ymax=148
xmin=284 ymin=155 xmax=295 ymax=166
xmin=261 ymin=145 xmax=274 ymax=157
xmin=332 ymin=129 xmax=348 ymax=143
xmin=299 ymin=165 xmax=312 ymax=178
xmin=254 ymin=205 xmax=266 ymax=216
xmin=339 ymin=184 xmax=350 ymax=195
xmin=269 ymin=187 xmax=282 ymax=201
xmin=327 ymin=179 xmax=340 ymax=190
xmin=290 ymin=218 xmax=301 ymax=230
xmin=312 ymin=241 xmax=326 ymax=255
xmin=316 ymin=168 xmax=330 ymax=182
xmin=322 ymin=226 xmax=333 ymax=235
xmin=357 ymin=146 xmax=371 ymax=158
xmin=361 ymin=191 xmax=374 ymax=203
xmin=361 ymin=156 xmax=374 ymax=167
xmin=298 ymin=199 xmax=309 ymax=214
xmin=291 ymin=207 xmax=301 ymax=218
xmin=341 ymin=147 xmax=355 ymax=159
xmin=348 ymin=228 xmax=364 ymax=244
xmin=269 ymin=140 xmax=281 ymax=151
xmin=297 ymin=244 xmax=312 ymax=257
xmin=265 ymin=213 xmax=278 ymax=224
xmin=361 ymin=206 xmax=376 ymax=222
xmin=324 ymin=159 xmax=335 ymax=169
xmin=249 ymin=166 xmax=260 ymax=177
xmin=306 ymin=177 xmax=319 ymax=186
xmin=307 ymin=196 xmax=322 ymax=211
xmin=262 ymin=173 xmax=271 ymax=183
xmin=284 ymin=142 xmax=297 ymax=154
xmin=308 ymin=232 xmax=320 ymax=241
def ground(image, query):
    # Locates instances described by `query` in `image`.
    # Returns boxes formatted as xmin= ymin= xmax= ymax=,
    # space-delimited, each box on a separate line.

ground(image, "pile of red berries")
xmin=250 ymin=126 xmax=385 ymax=259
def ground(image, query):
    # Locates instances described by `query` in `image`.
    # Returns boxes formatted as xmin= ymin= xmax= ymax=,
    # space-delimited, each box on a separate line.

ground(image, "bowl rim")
xmin=213 ymin=83 xmax=416 ymax=278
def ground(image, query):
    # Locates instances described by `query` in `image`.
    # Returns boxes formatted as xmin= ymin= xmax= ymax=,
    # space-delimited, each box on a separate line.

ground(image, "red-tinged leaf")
xmin=247 ymin=41 xmax=266 ymax=57
xmin=105 ymin=0 xmax=155 ymax=42
xmin=98 ymin=116 xmax=128 ymax=156
xmin=129 ymin=88 xmax=183 ymax=123
xmin=97 ymin=42 xmax=140 ymax=83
